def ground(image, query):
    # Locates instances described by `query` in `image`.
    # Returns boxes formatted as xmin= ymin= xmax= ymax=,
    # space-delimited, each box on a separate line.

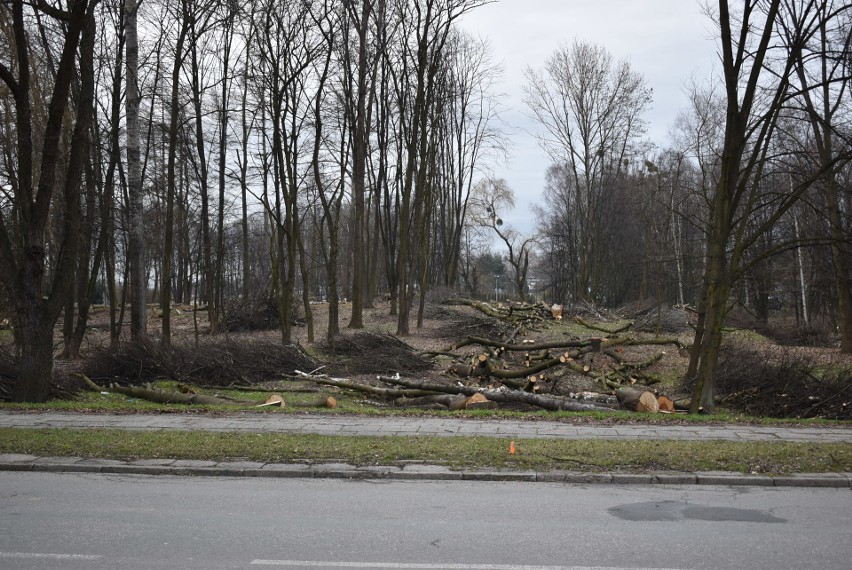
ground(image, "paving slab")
xmin=3 ymin=411 xmax=851 ymax=444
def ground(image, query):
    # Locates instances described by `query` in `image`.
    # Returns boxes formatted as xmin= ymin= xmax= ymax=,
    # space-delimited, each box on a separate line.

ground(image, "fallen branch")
xmin=297 ymin=372 xmax=440 ymax=399
xmin=377 ymin=375 xmax=616 ymax=413
xmin=75 ymin=373 xmax=254 ymax=406
xmin=575 ymin=317 xmax=633 ymax=335
xmin=446 ymin=299 xmax=551 ymax=325
xmin=394 ymin=394 xmax=468 ymax=410
xmin=449 ymin=335 xmax=588 ymax=353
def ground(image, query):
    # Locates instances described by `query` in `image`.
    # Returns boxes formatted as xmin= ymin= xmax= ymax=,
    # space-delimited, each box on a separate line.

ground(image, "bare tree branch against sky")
xmin=460 ymin=0 xmax=718 ymax=231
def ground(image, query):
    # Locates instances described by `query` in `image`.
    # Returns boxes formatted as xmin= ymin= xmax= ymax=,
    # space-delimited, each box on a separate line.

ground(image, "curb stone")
xmin=1 ymin=455 xmax=849 ymax=487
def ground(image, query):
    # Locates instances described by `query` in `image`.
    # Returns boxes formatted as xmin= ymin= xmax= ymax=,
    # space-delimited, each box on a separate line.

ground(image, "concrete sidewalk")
xmin=2 ymin=411 xmax=850 ymax=486
xmin=2 ymin=411 xmax=851 ymax=443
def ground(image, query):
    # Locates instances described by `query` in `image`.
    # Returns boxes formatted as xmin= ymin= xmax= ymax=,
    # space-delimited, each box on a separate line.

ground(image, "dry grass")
xmin=3 ymin=298 xmax=851 ymax=421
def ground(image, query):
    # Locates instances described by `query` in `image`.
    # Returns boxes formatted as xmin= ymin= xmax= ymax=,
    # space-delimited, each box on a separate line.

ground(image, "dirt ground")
xmin=64 ymin=299 xmax=696 ymax=399
xmin=4 ymin=297 xmax=851 ymax=417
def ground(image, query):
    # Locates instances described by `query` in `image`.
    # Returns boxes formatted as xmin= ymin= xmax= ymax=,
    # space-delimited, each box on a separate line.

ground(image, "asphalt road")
xmin=1 ymin=472 xmax=850 ymax=570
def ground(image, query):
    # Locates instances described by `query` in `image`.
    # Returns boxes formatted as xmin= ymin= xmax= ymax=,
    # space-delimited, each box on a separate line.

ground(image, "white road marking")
xmin=250 ymin=562 xmax=680 ymax=570
xmin=0 ymin=551 xmax=102 ymax=560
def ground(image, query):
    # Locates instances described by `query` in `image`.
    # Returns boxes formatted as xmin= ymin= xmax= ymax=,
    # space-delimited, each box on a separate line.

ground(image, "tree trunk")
xmin=348 ymin=0 xmax=371 ymax=330
xmin=13 ymin=314 xmax=55 ymax=402
xmin=161 ymin=17 xmax=188 ymax=348
xmin=690 ymin=250 xmax=732 ymax=413
xmin=126 ymin=0 xmax=147 ymax=341
xmin=825 ymin=183 xmax=852 ymax=352
xmin=216 ymin=6 xmax=235 ymax=333
xmin=67 ymin=155 xmax=103 ymax=360
xmin=190 ymin=22 xmax=216 ymax=335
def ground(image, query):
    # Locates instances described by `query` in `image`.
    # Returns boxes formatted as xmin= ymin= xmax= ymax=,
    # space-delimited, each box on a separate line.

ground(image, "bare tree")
xmin=392 ymin=0 xmax=491 ymax=335
xmin=470 ymin=179 xmax=535 ymax=302
xmin=344 ymin=0 xmax=374 ymax=329
xmin=524 ymin=40 xmax=651 ymax=302
xmin=160 ymin=0 xmax=194 ymax=347
xmin=0 ymin=0 xmax=100 ymax=401
xmin=432 ymin=31 xmax=504 ymax=289
xmin=790 ymin=0 xmax=852 ymax=351
xmin=688 ymin=0 xmax=850 ymax=411
xmin=126 ymin=0 xmax=147 ymax=341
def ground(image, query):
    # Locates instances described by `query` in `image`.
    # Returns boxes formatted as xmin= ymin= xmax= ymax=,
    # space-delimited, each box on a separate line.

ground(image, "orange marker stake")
xmin=509 ymin=441 xmax=516 ymax=455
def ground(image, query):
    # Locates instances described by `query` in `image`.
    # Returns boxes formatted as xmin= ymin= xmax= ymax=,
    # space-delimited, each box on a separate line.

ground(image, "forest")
xmin=1 ymin=0 xmax=851 ymax=411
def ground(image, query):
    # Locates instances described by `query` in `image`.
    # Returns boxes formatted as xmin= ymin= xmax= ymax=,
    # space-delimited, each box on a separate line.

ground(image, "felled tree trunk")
xmin=378 ymin=376 xmax=615 ymax=413
xmin=394 ymin=394 xmax=468 ymax=410
xmin=307 ymin=375 xmax=438 ymax=398
xmin=616 ymin=387 xmax=659 ymax=413
xmin=77 ymin=374 xmax=252 ymax=406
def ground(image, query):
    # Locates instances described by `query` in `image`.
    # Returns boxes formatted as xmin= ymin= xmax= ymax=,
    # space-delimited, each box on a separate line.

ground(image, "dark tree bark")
xmin=215 ymin=2 xmax=236 ymax=333
xmin=126 ymin=0 xmax=147 ymax=341
xmin=688 ymin=0 xmax=844 ymax=411
xmin=161 ymin=2 xmax=191 ymax=348
xmin=0 ymin=0 xmax=100 ymax=400
xmin=347 ymin=0 xmax=372 ymax=329
xmin=791 ymin=1 xmax=852 ymax=352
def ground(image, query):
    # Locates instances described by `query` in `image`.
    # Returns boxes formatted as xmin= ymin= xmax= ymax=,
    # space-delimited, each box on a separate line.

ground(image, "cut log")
xmin=303 ymin=374 xmax=439 ymax=398
xmin=448 ymin=363 xmax=473 ymax=377
xmin=550 ymin=304 xmax=563 ymax=320
xmin=257 ymin=394 xmax=285 ymax=407
xmin=637 ymin=392 xmax=660 ymax=413
xmin=464 ymin=393 xmax=496 ymax=410
xmin=292 ymin=396 xmax=338 ymax=409
xmin=615 ymin=387 xmax=660 ymax=413
xmin=394 ymin=394 xmax=468 ymax=410
xmin=657 ymin=395 xmax=675 ymax=412
xmin=377 ymin=375 xmax=616 ymax=413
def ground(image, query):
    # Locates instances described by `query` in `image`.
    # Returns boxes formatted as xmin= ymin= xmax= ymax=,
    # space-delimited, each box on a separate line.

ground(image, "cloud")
xmin=459 ymin=0 xmax=718 ymax=233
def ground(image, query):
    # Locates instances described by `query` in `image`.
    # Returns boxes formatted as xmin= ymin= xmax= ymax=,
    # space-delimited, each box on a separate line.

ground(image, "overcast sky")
xmin=459 ymin=0 xmax=720 ymax=232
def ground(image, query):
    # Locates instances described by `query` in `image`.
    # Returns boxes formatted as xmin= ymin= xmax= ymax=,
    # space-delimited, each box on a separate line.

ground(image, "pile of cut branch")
xmin=224 ymin=294 xmax=282 ymax=332
xmin=299 ymin=329 xmax=687 ymax=413
xmin=428 ymin=305 xmax=516 ymax=341
xmin=709 ymin=346 xmax=852 ymax=419
xmin=295 ymin=371 xmax=617 ymax=413
xmin=432 ymin=334 xmax=684 ymax=392
xmin=322 ymin=332 xmax=434 ymax=376
xmin=83 ymin=339 xmax=317 ymax=387
xmin=630 ymin=304 xmax=695 ymax=334
xmin=444 ymin=298 xmax=554 ymax=328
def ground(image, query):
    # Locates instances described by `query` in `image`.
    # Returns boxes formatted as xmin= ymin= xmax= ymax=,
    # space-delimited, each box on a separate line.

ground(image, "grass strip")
xmin=3 ymin=393 xmax=848 ymax=426
xmin=1 ymin=428 xmax=849 ymax=474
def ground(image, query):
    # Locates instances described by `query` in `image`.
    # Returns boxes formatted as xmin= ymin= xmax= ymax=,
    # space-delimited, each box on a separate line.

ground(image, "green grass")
xmin=1 ymin=427 xmax=849 ymax=474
